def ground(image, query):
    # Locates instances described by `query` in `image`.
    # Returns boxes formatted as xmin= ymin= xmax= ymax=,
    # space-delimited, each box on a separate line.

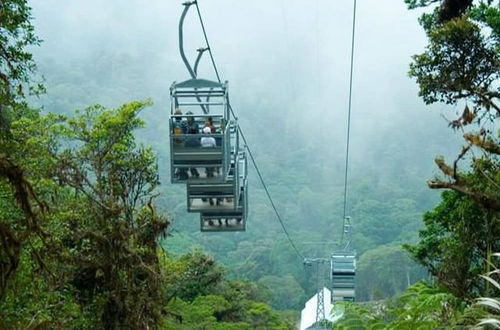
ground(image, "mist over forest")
xmin=2 ymin=0 xmax=498 ymax=328
xmin=27 ymin=0 xmax=465 ymax=305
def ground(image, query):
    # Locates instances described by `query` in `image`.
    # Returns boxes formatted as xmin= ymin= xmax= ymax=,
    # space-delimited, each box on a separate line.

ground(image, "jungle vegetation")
xmin=335 ymin=0 xmax=499 ymax=328
xmin=0 ymin=0 xmax=498 ymax=329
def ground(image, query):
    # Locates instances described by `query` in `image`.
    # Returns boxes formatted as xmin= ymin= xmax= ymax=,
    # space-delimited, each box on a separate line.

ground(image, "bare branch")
xmin=464 ymin=133 xmax=500 ymax=154
xmin=428 ymin=179 xmax=500 ymax=211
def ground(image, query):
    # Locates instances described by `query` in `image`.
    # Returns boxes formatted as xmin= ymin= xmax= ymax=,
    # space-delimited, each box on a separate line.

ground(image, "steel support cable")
xmin=193 ymin=1 xmax=304 ymax=259
xmin=179 ymin=1 xmax=209 ymax=114
xmin=194 ymin=1 xmax=221 ymax=83
xmin=230 ymin=104 xmax=304 ymax=259
xmin=341 ymin=0 xmax=357 ymax=244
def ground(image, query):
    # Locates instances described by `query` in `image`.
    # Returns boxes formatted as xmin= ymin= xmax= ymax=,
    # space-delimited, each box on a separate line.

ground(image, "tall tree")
xmin=0 ymin=0 xmax=45 ymax=302
xmin=406 ymin=0 xmax=499 ymax=210
xmin=0 ymin=0 xmax=43 ymax=130
xmin=404 ymin=0 xmax=500 ymax=298
xmin=1 ymin=101 xmax=170 ymax=328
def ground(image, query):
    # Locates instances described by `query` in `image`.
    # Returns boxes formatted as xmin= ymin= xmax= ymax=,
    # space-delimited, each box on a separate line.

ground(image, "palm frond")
xmin=477 ymin=318 xmax=500 ymax=328
xmin=477 ymin=298 xmax=500 ymax=312
xmin=479 ymin=275 xmax=500 ymax=291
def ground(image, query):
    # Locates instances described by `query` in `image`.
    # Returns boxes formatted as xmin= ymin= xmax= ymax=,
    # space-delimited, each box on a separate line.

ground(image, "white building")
xmin=299 ymin=287 xmax=343 ymax=330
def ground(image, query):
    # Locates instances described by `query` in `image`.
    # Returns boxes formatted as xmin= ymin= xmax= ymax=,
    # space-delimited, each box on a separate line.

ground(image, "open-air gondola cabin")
xmin=331 ymin=252 xmax=356 ymax=301
xmin=169 ymin=78 xmax=231 ymax=183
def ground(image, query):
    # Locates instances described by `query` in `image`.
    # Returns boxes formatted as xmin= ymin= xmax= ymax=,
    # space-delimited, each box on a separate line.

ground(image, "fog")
xmin=28 ymin=0 xmax=464 ymax=305
xmin=31 ymin=0 xmax=459 ymax=173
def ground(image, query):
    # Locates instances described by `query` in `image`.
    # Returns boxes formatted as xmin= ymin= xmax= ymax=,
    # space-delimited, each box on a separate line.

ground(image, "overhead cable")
xmin=341 ymin=0 xmax=357 ymax=243
xmin=194 ymin=0 xmax=304 ymax=259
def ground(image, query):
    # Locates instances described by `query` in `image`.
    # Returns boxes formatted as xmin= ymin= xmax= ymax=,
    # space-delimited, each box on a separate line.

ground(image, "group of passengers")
xmin=172 ymin=108 xmax=221 ymax=182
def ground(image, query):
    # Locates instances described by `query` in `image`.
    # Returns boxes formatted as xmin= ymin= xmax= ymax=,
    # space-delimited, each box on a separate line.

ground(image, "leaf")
xmin=476 ymin=297 xmax=500 ymax=312
xmin=480 ymin=275 xmax=500 ymax=291
xmin=477 ymin=318 xmax=500 ymax=328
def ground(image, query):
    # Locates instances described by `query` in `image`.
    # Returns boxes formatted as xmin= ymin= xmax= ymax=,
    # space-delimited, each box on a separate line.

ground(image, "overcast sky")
xmin=27 ymin=0 xmax=469 ymax=244
xmin=30 ymin=0 xmax=458 ymax=176
xmin=31 ymin=0 xmax=442 ymax=133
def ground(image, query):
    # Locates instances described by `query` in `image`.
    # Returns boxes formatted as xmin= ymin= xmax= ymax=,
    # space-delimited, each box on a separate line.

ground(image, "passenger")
xmin=172 ymin=108 xmax=187 ymax=136
xmin=200 ymin=126 xmax=216 ymax=147
xmin=212 ymin=118 xmax=225 ymax=176
xmin=215 ymin=118 xmax=225 ymax=146
xmin=201 ymin=126 xmax=216 ymax=178
xmin=172 ymin=108 xmax=188 ymax=180
xmin=203 ymin=116 xmax=216 ymax=133
xmin=185 ymin=111 xmax=200 ymax=178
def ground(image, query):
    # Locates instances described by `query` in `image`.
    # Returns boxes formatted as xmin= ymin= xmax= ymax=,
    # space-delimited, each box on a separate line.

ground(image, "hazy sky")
xmin=26 ymin=0 xmax=471 ymax=262
xmin=30 ymin=0 xmax=450 ymax=152
xmin=29 ymin=0 xmax=462 ymax=192
xmin=30 ymin=0 xmax=429 ymax=114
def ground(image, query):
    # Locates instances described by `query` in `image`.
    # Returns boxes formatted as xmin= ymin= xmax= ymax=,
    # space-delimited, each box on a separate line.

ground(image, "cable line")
xmin=193 ymin=0 xmax=304 ymax=259
xmin=341 ymin=0 xmax=357 ymax=243
xmin=194 ymin=1 xmax=221 ymax=83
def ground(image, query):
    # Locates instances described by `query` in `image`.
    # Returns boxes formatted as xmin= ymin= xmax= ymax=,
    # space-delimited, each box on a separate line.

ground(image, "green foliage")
xmin=162 ymin=251 xmax=295 ymax=329
xmin=164 ymin=249 xmax=225 ymax=303
xmin=357 ymin=244 xmax=425 ymax=301
xmin=470 ymin=2 xmax=500 ymax=41
xmin=258 ymin=275 xmax=305 ymax=309
xmin=0 ymin=249 xmax=87 ymax=329
xmin=1 ymin=101 xmax=169 ymax=329
xmin=405 ymin=187 xmax=499 ymax=298
xmin=389 ymin=282 xmax=464 ymax=328
xmin=404 ymin=0 xmax=440 ymax=10
xmin=334 ymin=282 xmax=466 ymax=329
xmin=0 ymin=0 xmax=44 ymax=128
xmin=409 ymin=17 xmax=498 ymax=114
xmin=405 ymin=0 xmax=500 ymax=301
xmin=474 ymin=253 xmax=500 ymax=328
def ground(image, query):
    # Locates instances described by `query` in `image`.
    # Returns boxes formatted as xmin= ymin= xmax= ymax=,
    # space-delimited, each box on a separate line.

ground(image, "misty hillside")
xmin=1 ymin=0 xmax=498 ymax=329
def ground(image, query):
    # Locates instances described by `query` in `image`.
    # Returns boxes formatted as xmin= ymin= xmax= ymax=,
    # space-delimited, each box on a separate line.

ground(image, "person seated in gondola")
xmin=204 ymin=117 xmax=221 ymax=177
xmin=200 ymin=126 xmax=223 ymax=206
xmin=172 ymin=108 xmax=188 ymax=180
xmin=201 ymin=126 xmax=216 ymax=177
xmin=203 ymin=116 xmax=216 ymax=133
xmin=172 ymin=108 xmax=188 ymax=135
xmin=185 ymin=111 xmax=200 ymax=178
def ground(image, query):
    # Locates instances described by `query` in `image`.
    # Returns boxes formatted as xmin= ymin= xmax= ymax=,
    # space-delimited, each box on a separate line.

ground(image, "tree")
xmin=404 ymin=0 xmax=500 ymax=300
xmin=0 ymin=0 xmax=43 ymax=130
xmin=0 ymin=0 xmax=45 ymax=302
xmin=164 ymin=249 xmax=225 ymax=303
xmin=163 ymin=251 xmax=294 ymax=329
xmin=258 ymin=275 xmax=305 ymax=310
xmin=51 ymin=101 xmax=169 ymax=328
xmin=1 ymin=101 xmax=169 ymax=328
xmin=405 ymin=190 xmax=499 ymax=298
xmin=357 ymin=244 xmax=425 ymax=301
xmin=406 ymin=0 xmax=499 ymax=211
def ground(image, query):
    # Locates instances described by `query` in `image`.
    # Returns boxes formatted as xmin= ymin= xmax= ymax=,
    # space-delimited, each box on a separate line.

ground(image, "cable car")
xmin=191 ymin=149 xmax=248 ymax=232
xmin=331 ymin=252 xmax=356 ymax=301
xmin=169 ymin=78 xmax=231 ymax=183
xmin=199 ymin=184 xmax=247 ymax=232
xmin=169 ymin=1 xmax=250 ymax=233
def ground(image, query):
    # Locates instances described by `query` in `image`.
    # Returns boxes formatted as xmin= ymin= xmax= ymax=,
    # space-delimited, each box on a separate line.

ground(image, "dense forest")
xmin=0 ymin=0 xmax=498 ymax=329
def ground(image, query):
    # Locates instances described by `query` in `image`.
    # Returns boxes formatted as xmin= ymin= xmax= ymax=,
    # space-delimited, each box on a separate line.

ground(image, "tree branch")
xmin=428 ymin=179 xmax=500 ymax=211
xmin=464 ymin=133 xmax=500 ymax=154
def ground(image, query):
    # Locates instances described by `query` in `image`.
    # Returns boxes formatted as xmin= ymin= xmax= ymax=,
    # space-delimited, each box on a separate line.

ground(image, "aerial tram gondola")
xmin=198 ymin=150 xmax=248 ymax=231
xmin=331 ymin=216 xmax=356 ymax=301
xmin=168 ymin=0 xmax=248 ymax=232
xmin=331 ymin=252 xmax=356 ymax=302
xmin=169 ymin=78 xmax=231 ymax=184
